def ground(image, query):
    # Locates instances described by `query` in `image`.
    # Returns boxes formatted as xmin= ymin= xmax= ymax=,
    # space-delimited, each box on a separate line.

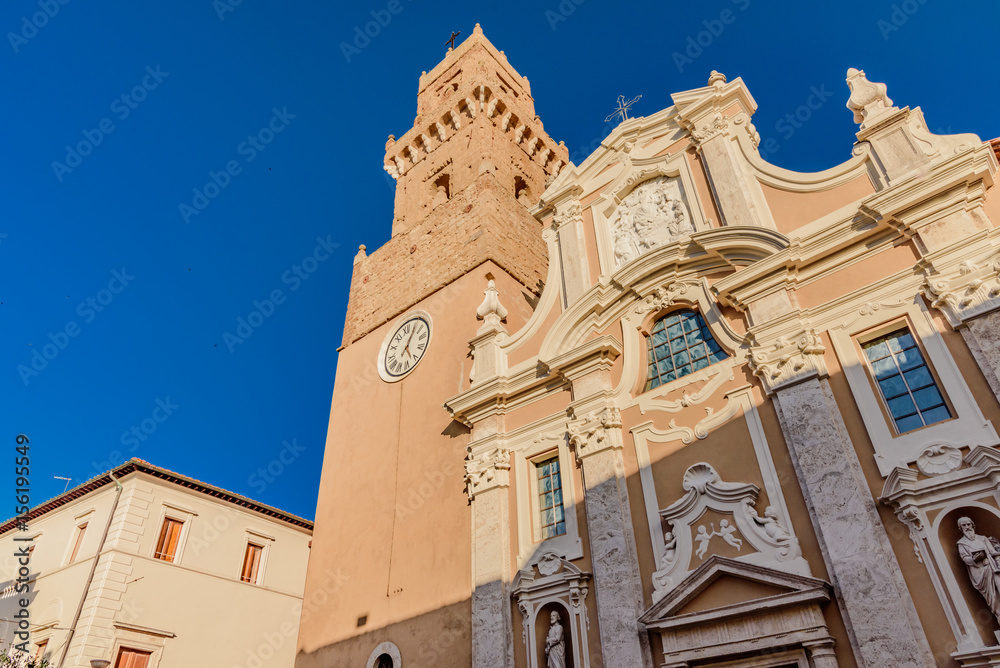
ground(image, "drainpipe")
xmin=57 ymin=470 xmax=124 ymax=668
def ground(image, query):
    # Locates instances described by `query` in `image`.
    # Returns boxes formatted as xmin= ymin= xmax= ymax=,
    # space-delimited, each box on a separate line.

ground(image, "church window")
xmin=535 ymin=456 xmax=566 ymax=540
xmin=645 ymin=310 xmax=727 ymax=391
xmin=861 ymin=327 xmax=951 ymax=433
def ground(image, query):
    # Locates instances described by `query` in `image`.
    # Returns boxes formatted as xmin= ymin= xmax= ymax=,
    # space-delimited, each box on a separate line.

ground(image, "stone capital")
xmin=924 ymin=250 xmax=1000 ymax=327
xmin=748 ymin=329 xmax=828 ymax=395
xmin=567 ymin=406 xmax=623 ymax=463
xmin=465 ymin=446 xmax=511 ymax=500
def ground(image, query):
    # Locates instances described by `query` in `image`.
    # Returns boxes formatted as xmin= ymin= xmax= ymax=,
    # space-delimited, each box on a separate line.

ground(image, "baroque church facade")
xmin=296 ymin=26 xmax=1000 ymax=668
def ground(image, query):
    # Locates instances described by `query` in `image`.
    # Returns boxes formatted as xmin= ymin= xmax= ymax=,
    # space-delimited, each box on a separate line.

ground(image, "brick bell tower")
xmin=296 ymin=25 xmax=567 ymax=668
xmin=341 ymin=23 xmax=567 ymax=346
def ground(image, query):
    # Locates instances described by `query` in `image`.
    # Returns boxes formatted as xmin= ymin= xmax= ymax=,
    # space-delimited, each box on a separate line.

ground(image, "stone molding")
xmin=650 ymin=463 xmax=808 ymax=600
xmin=639 ymin=557 xmax=836 ymax=668
xmin=631 ymin=387 xmax=801 ymax=601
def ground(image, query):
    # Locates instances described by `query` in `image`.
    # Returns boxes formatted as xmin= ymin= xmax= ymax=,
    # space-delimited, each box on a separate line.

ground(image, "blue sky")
xmin=4 ymin=0 xmax=998 ymax=520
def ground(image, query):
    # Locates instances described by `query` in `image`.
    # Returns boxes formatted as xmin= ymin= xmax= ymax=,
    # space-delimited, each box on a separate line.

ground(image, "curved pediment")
xmin=537 ymin=226 xmax=788 ymax=360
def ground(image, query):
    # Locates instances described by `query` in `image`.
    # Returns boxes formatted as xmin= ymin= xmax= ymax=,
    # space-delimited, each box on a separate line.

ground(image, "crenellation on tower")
xmin=341 ymin=26 xmax=567 ymax=347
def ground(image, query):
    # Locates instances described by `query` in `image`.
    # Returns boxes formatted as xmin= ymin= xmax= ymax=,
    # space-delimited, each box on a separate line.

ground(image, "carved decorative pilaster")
xmin=772 ymin=377 xmax=934 ymax=666
xmin=924 ymin=247 xmax=1000 ymax=403
xmin=923 ymin=253 xmax=1000 ymax=328
xmin=551 ymin=197 xmax=590 ymax=305
xmin=464 ymin=446 xmax=511 ymax=500
xmin=748 ymin=329 xmax=828 ymax=395
xmin=468 ymin=442 xmax=514 ymax=668
xmin=567 ymin=406 xmax=623 ymax=464
xmin=689 ymin=113 xmax=729 ymax=146
xmin=553 ymin=198 xmax=582 ymax=228
xmin=564 ymin=402 xmax=651 ymax=667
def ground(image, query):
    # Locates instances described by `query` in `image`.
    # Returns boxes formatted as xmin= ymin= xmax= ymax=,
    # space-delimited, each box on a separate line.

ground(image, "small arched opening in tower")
xmin=432 ymin=173 xmax=450 ymax=209
xmin=514 ymin=176 xmax=531 ymax=206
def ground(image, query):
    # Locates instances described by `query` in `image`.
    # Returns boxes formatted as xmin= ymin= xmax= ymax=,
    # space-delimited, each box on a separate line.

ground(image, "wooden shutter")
xmin=115 ymin=647 xmax=152 ymax=668
xmin=154 ymin=518 xmax=183 ymax=562
xmin=241 ymin=543 xmax=263 ymax=583
xmin=68 ymin=523 xmax=88 ymax=562
xmin=33 ymin=639 xmax=47 ymax=660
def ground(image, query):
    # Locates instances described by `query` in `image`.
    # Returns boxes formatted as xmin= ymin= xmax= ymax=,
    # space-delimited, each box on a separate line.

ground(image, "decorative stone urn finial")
xmin=846 ymin=68 xmax=897 ymax=128
xmin=708 ymin=70 xmax=727 ymax=87
xmin=476 ymin=279 xmax=508 ymax=329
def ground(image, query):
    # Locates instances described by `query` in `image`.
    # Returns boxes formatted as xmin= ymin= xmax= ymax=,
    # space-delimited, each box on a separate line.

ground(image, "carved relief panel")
xmin=610 ymin=176 xmax=694 ymax=269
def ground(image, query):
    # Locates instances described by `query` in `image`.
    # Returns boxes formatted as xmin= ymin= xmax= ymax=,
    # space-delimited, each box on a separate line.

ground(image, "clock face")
xmin=378 ymin=313 xmax=432 ymax=382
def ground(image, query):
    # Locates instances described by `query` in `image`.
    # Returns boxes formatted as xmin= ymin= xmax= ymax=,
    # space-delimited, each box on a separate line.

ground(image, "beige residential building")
xmin=0 ymin=458 xmax=312 ymax=668
xmin=297 ymin=24 xmax=1000 ymax=668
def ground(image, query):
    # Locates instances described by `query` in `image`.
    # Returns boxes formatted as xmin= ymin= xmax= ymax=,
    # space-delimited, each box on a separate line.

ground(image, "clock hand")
xmin=402 ymin=324 xmax=419 ymax=359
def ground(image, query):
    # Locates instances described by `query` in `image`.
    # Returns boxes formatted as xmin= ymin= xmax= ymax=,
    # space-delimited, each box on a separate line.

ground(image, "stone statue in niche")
xmin=544 ymin=610 xmax=566 ymax=668
xmin=611 ymin=176 xmax=693 ymax=268
xmin=957 ymin=517 xmax=1000 ymax=620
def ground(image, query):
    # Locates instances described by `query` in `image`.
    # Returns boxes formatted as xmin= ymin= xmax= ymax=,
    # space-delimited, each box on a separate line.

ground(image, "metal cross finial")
xmin=605 ymin=94 xmax=642 ymax=124
xmin=446 ymin=31 xmax=460 ymax=51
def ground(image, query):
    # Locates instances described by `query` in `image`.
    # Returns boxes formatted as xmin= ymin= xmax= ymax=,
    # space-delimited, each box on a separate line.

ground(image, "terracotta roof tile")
xmin=0 ymin=458 xmax=313 ymax=536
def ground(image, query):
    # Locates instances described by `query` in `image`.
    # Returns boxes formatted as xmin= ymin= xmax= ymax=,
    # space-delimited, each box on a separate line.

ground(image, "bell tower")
xmin=297 ymin=26 xmax=566 ymax=668
xmin=342 ymin=24 xmax=567 ymax=347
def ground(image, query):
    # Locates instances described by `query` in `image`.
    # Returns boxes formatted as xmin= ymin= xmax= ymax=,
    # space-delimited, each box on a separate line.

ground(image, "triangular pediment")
xmin=640 ymin=555 xmax=830 ymax=628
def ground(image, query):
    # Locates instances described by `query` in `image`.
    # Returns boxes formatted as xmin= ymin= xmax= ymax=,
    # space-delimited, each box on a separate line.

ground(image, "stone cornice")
xmin=880 ymin=446 xmax=1000 ymax=508
xmin=713 ymin=143 xmax=997 ymax=312
xmin=860 ymin=143 xmax=996 ymax=235
xmin=539 ymin=335 xmax=622 ymax=384
xmin=443 ymin=361 xmax=563 ymax=427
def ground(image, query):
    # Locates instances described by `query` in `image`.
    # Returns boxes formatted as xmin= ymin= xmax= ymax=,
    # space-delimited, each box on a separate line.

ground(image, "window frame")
xmin=643 ymin=308 xmax=729 ymax=392
xmin=238 ymin=530 xmax=273 ymax=586
xmin=855 ymin=318 xmax=955 ymax=435
xmin=153 ymin=517 xmax=184 ymax=563
xmin=67 ymin=522 xmax=88 ymax=564
xmin=514 ymin=439 xmax=583 ymax=567
xmin=530 ymin=454 xmax=567 ymax=542
xmin=828 ymin=300 xmax=999 ymax=476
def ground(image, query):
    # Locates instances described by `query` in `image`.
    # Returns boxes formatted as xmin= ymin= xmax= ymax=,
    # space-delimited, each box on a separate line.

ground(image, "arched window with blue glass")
xmin=645 ymin=309 xmax=728 ymax=391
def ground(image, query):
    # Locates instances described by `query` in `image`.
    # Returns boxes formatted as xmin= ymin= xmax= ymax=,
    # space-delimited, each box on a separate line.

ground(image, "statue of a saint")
xmin=957 ymin=516 xmax=1000 ymax=620
xmin=544 ymin=610 xmax=566 ymax=668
